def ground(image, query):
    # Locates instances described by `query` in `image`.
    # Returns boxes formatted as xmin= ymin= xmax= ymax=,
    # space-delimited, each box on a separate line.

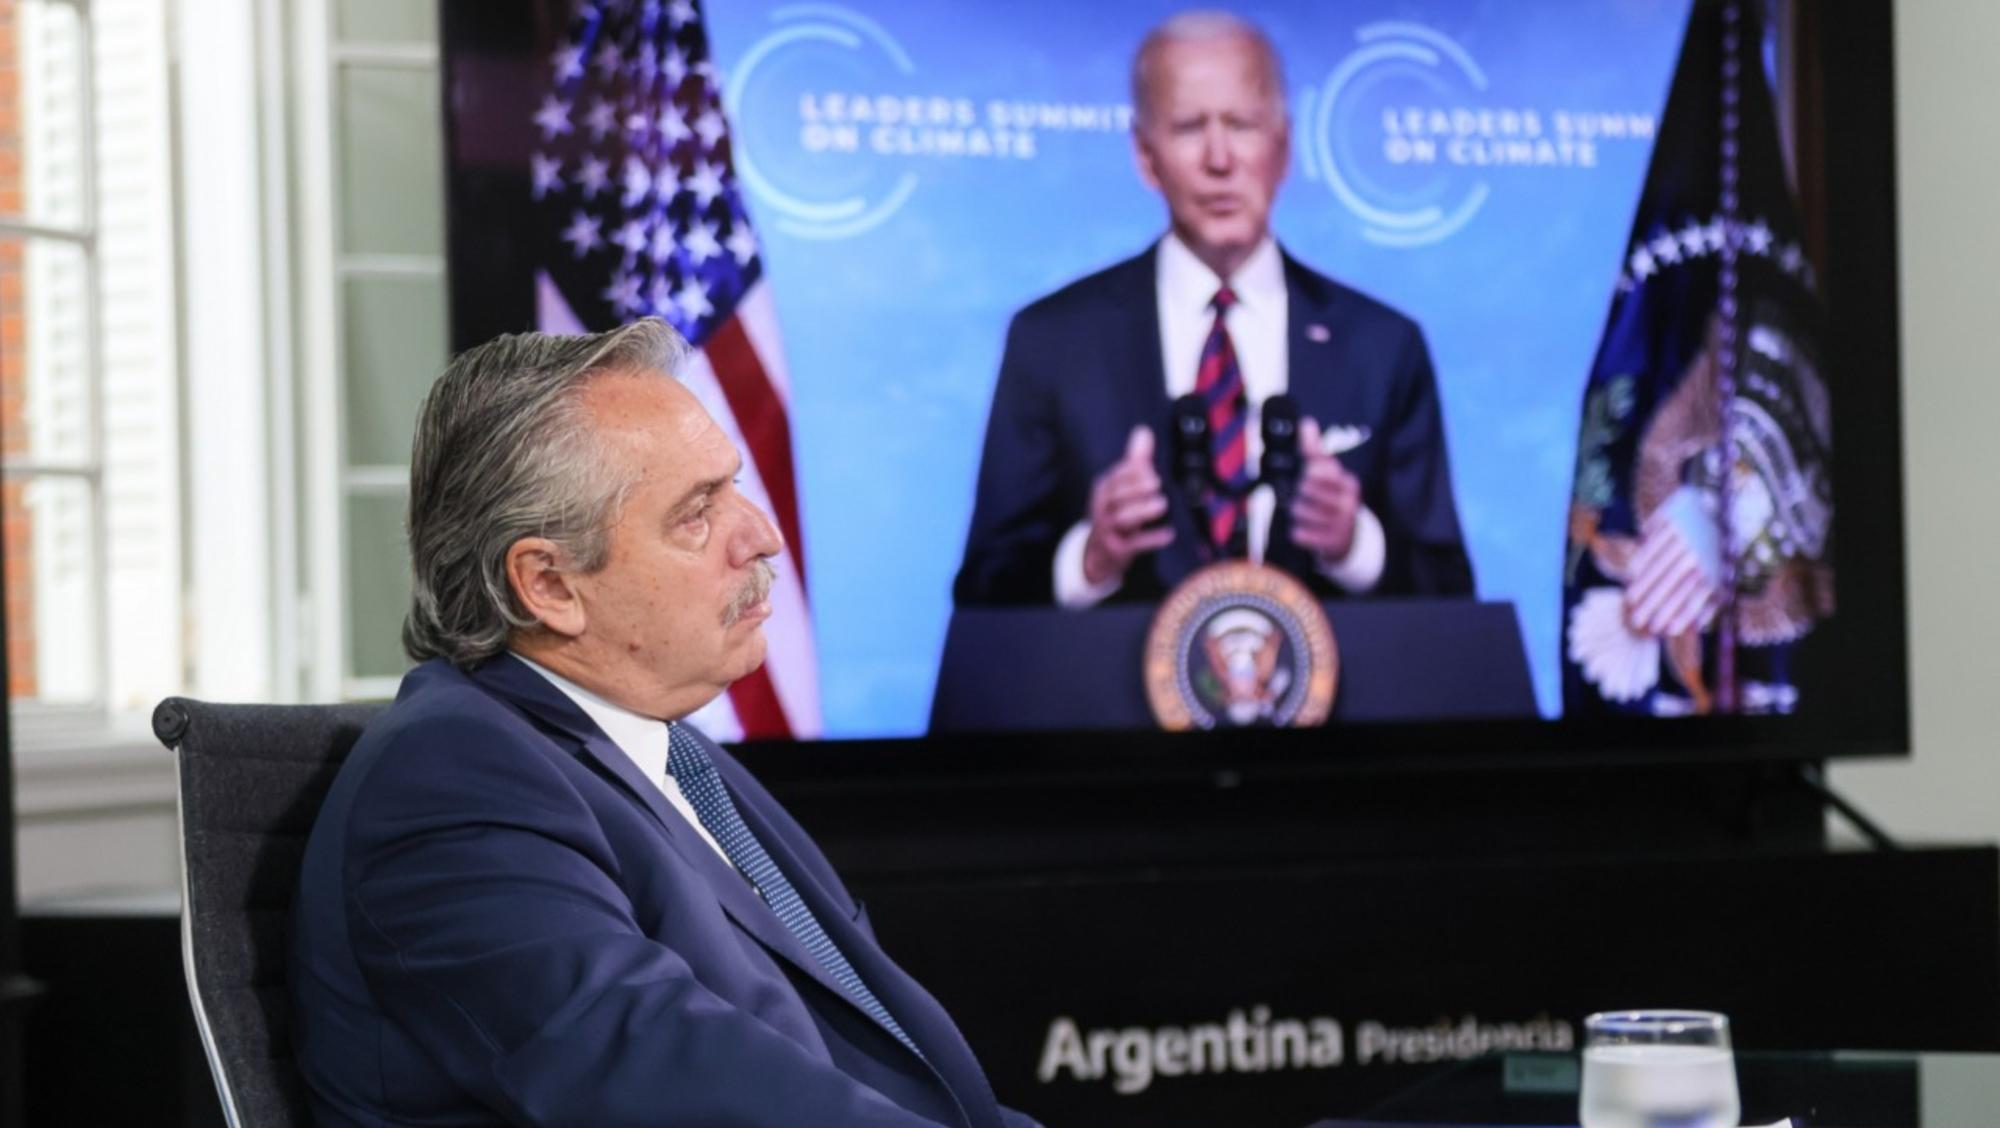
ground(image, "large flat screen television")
xmin=438 ymin=0 xmax=1904 ymax=774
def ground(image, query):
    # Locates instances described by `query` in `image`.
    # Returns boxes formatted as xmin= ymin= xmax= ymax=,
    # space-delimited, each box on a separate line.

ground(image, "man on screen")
xmin=954 ymin=10 xmax=1474 ymax=606
xmin=291 ymin=320 xmax=1040 ymax=1127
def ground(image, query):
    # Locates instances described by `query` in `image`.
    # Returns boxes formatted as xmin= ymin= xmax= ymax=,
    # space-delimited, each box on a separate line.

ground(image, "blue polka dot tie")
xmin=666 ymin=723 xmax=922 ymax=1058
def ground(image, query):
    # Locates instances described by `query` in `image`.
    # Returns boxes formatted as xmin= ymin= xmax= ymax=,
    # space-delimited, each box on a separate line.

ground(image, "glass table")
xmin=1325 ymin=1050 xmax=2000 ymax=1127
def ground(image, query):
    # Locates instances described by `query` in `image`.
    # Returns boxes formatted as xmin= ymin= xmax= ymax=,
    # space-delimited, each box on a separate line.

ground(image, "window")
xmin=5 ymin=0 xmax=185 ymax=902
xmin=3 ymin=0 xmax=181 ymax=718
xmin=295 ymin=0 xmax=447 ymax=701
xmin=6 ymin=0 xmax=454 ymax=900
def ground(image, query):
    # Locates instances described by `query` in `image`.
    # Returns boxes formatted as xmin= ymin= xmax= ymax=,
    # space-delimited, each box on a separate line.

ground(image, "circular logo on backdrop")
xmin=725 ymin=5 xmax=922 ymax=240
xmin=1300 ymin=21 xmax=1660 ymax=248
xmin=1144 ymin=562 xmax=1338 ymax=731
xmin=1305 ymin=22 xmax=1493 ymax=248
xmin=721 ymin=5 xmax=1131 ymax=242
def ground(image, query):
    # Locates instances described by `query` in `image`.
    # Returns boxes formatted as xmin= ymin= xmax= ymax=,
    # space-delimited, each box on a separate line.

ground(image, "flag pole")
xmin=1712 ymin=0 xmax=1744 ymax=713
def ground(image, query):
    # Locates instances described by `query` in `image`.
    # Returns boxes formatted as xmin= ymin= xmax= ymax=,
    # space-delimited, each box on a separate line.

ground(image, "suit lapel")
xmin=1283 ymin=249 xmax=1342 ymax=429
xmin=723 ymin=774 xmax=990 ymax=1126
xmin=1122 ymin=243 xmax=1205 ymax=589
xmin=466 ymin=657 xmax=874 ymax=1028
xmin=1271 ymin=252 xmax=1347 ymax=578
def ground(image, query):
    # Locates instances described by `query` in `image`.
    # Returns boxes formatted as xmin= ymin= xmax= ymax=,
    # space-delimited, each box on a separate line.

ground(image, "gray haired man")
xmin=291 ymin=319 xmax=1041 ymax=1127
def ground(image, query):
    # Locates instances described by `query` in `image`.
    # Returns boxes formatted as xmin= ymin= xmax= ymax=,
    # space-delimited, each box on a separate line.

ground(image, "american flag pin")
xmin=1305 ymin=323 xmax=1332 ymax=343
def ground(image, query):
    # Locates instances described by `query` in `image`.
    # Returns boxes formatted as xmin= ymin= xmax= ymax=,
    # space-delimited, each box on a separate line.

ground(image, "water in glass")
xmin=1579 ymin=1043 xmax=1740 ymax=1127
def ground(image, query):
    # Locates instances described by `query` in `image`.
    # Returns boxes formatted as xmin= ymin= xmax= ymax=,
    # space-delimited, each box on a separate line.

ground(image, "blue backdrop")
xmin=703 ymin=0 xmax=1693 ymax=736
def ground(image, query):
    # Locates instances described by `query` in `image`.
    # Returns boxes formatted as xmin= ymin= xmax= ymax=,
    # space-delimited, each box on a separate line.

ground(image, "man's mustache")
xmin=722 ymin=559 xmax=776 ymax=626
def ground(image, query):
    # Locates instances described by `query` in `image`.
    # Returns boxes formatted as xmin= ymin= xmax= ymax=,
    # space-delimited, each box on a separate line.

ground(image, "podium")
xmin=929 ymin=599 xmax=1537 ymax=731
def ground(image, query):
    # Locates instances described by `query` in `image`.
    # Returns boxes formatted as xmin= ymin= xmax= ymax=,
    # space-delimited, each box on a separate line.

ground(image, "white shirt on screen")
xmin=514 ymin=652 xmax=736 ymax=868
xmin=1052 ymin=233 xmax=1386 ymax=607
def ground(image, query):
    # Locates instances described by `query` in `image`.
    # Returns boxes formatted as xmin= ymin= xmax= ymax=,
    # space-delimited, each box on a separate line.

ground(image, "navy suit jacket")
xmin=953 ymin=244 xmax=1474 ymax=604
xmin=292 ymin=654 xmax=1033 ymax=1127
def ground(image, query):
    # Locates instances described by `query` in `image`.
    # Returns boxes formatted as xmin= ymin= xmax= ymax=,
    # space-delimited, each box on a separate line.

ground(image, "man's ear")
xmin=1131 ymin=128 xmax=1163 ymax=194
xmin=1273 ymin=112 xmax=1292 ymax=188
xmin=505 ymin=537 xmax=587 ymax=639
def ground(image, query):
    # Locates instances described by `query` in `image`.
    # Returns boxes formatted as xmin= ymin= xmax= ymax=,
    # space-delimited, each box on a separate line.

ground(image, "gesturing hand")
xmin=1288 ymin=417 xmax=1362 ymax=563
xmin=1081 ymin=425 xmax=1175 ymax=585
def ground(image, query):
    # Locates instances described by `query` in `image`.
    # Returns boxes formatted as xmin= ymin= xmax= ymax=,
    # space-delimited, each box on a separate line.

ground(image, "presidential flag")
xmin=527 ymin=0 xmax=820 ymax=740
xmin=1561 ymin=0 xmax=1833 ymax=718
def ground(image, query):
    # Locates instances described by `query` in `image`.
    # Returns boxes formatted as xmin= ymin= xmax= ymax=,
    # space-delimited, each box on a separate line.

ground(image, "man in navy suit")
xmin=955 ymin=11 xmax=1473 ymax=606
xmin=292 ymin=320 xmax=1040 ymax=1126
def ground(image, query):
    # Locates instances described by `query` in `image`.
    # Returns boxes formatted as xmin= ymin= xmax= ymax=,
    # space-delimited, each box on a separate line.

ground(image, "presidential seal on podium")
xmin=1143 ymin=561 xmax=1339 ymax=730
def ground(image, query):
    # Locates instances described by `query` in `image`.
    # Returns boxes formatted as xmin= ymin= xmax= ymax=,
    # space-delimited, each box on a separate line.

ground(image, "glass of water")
xmin=1579 ymin=1010 xmax=1740 ymax=1128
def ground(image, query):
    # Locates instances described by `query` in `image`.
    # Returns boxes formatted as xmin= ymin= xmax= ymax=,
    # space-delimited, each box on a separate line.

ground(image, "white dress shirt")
xmin=513 ymin=652 xmax=736 ymax=868
xmin=1052 ymin=233 xmax=1385 ymax=606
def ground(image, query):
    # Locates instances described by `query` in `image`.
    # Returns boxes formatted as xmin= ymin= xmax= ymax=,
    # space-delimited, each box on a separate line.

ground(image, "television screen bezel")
xmin=436 ymin=0 xmax=1908 ymax=790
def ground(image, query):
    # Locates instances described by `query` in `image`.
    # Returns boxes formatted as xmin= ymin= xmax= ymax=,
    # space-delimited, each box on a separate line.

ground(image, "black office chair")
xmin=152 ymin=697 xmax=384 ymax=1128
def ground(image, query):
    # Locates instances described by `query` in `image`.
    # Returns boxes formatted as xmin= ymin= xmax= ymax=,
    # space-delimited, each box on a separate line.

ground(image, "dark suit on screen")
xmin=954 ymin=244 xmax=1474 ymax=605
xmin=291 ymin=654 xmax=1030 ymax=1127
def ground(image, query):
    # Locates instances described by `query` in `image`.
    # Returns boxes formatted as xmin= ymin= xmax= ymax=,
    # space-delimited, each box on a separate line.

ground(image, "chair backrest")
xmin=152 ymin=697 xmax=384 ymax=1128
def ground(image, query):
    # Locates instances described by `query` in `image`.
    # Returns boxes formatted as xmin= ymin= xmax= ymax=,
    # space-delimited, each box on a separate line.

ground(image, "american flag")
xmin=1560 ymin=0 xmax=1830 ymax=718
xmin=529 ymin=0 xmax=820 ymax=740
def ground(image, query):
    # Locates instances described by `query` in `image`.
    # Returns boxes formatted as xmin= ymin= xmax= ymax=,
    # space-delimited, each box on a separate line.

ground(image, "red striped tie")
xmin=1195 ymin=287 xmax=1250 ymax=556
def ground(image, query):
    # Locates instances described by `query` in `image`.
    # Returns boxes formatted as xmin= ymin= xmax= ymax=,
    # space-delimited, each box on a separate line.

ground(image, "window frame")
xmin=1 ymin=0 xmax=114 ymax=721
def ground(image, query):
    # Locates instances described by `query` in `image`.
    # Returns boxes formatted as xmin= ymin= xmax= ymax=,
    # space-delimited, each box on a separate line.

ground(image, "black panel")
xmin=854 ymin=846 xmax=2000 ymax=1128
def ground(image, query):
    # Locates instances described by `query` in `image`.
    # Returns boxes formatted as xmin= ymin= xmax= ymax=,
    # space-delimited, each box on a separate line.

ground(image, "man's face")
xmin=1133 ymin=32 xmax=1289 ymax=277
xmin=565 ymin=371 xmax=782 ymax=718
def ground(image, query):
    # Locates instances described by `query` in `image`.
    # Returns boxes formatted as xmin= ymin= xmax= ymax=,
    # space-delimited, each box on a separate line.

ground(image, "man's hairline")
xmin=498 ymin=386 xmax=741 ymax=659
xmin=501 ymin=361 xmax=673 ymax=579
xmin=1131 ymin=21 xmax=1289 ymax=133
xmin=535 ymin=363 xmax=741 ymax=565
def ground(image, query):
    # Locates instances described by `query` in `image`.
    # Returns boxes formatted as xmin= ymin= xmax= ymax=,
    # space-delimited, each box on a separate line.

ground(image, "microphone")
xmin=1260 ymin=394 xmax=1303 ymax=505
xmin=1169 ymin=394 xmax=1212 ymax=502
xmin=1168 ymin=394 xmax=1215 ymax=553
